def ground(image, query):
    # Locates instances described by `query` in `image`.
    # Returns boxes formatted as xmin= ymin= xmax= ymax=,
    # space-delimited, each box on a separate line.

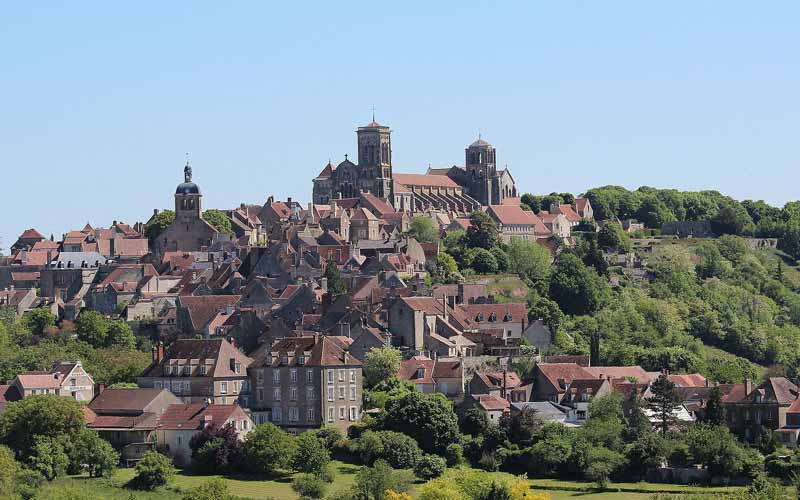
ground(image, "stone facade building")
xmin=248 ymin=335 xmax=363 ymax=433
xmin=313 ymin=122 xmax=517 ymax=212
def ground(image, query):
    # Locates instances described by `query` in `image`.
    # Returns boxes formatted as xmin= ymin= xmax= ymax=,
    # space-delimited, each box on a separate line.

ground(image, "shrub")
xmin=414 ymin=454 xmax=446 ymax=480
xmin=28 ymin=436 xmax=68 ymax=480
xmin=445 ymin=443 xmax=464 ymax=467
xmin=181 ymin=478 xmax=236 ymax=500
xmin=315 ymin=426 xmax=345 ymax=451
xmin=378 ymin=431 xmax=422 ymax=469
xmin=292 ymin=473 xmax=327 ymax=499
xmin=132 ymin=451 xmax=175 ymax=490
xmin=242 ymin=423 xmax=297 ymax=475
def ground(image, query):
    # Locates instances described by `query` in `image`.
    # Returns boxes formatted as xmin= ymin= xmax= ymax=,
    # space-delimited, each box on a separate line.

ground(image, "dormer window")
xmin=503 ymin=313 xmax=512 ymax=322
xmin=298 ymin=356 xmax=306 ymax=365
xmin=199 ymin=365 xmax=207 ymax=375
xmin=415 ymin=368 xmax=425 ymax=379
xmin=183 ymin=365 xmax=191 ymax=376
xmin=475 ymin=313 xmax=484 ymax=321
xmin=489 ymin=313 xmax=497 ymax=322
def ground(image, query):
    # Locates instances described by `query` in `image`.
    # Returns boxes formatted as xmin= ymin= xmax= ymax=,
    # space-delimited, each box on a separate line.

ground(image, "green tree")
xmin=243 ymin=423 xmax=297 ymax=475
xmin=293 ymin=431 xmax=330 ymax=475
xmin=625 ymin=432 xmax=666 ymax=477
xmin=202 ymin=209 xmax=233 ymax=235
xmin=407 ymin=217 xmax=439 ymax=243
xmin=506 ymin=238 xmax=551 ymax=281
xmin=470 ymin=248 xmax=499 ymax=274
xmin=584 ymin=446 xmax=625 ymax=488
xmin=548 ymin=253 xmax=610 ymax=315
xmin=778 ymin=223 xmax=800 ymax=260
xmin=431 ymin=253 xmax=462 ymax=284
xmin=146 ymin=210 xmax=175 ymax=241
xmin=490 ymin=247 xmax=510 ymax=273
xmin=133 ymin=451 xmax=175 ymax=490
xmin=23 ymin=308 xmax=57 ymax=336
xmin=597 ymin=223 xmax=632 ymax=253
xmin=0 ymin=395 xmax=84 ymax=460
xmin=363 ymin=346 xmax=402 ymax=388
xmin=684 ymin=424 xmax=745 ymax=479
xmin=324 ymin=259 xmax=347 ymax=296
xmin=376 ymin=431 xmax=422 ymax=469
xmin=465 ymin=211 xmax=500 ymax=250
xmin=414 ymin=454 xmax=446 ymax=480
xmin=106 ymin=320 xmax=136 ymax=349
xmin=711 ymin=202 xmax=754 ymax=236
xmin=383 ymin=391 xmax=460 ymax=455
xmin=75 ymin=311 xmax=110 ymax=348
xmin=70 ymin=428 xmax=119 ymax=477
xmin=0 ymin=445 xmax=20 ymax=498
xmin=647 ymin=374 xmax=682 ymax=436
xmin=28 ymin=436 xmax=69 ymax=480
xmin=705 ymin=386 xmax=725 ymax=425
xmin=181 ymin=478 xmax=236 ymax=500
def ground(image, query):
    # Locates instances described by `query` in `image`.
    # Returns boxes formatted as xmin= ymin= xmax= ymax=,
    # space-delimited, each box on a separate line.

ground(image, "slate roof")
xmin=475 ymin=394 xmax=510 ymax=412
xmin=251 ymin=335 xmax=360 ymax=368
xmin=460 ymin=303 xmax=527 ymax=323
xmin=140 ymin=338 xmax=252 ymax=378
xmin=178 ymin=295 xmax=241 ymax=332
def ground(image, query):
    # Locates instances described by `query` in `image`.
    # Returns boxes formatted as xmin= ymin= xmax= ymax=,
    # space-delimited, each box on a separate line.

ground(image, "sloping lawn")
xmin=43 ymin=463 xmax=748 ymax=500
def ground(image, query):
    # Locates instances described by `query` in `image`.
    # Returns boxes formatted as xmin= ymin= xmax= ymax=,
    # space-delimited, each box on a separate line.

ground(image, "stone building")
xmin=154 ymin=162 xmax=219 ymax=255
xmin=248 ymin=335 xmax=363 ymax=433
xmin=313 ymin=122 xmax=518 ymax=212
xmin=6 ymin=360 xmax=95 ymax=402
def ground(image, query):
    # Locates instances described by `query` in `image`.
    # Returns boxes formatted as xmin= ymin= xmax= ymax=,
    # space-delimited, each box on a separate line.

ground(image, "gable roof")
xmin=89 ymin=388 xmax=172 ymax=413
xmin=140 ymin=338 xmax=252 ymax=378
xmin=157 ymin=404 xmax=244 ymax=430
xmin=178 ymin=295 xmax=241 ymax=332
xmin=393 ymin=173 xmax=460 ymax=188
xmin=536 ymin=363 xmax=593 ymax=391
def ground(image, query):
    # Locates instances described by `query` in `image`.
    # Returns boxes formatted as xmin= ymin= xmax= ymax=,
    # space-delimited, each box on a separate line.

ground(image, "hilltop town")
xmin=2 ymin=120 xmax=800 ymax=499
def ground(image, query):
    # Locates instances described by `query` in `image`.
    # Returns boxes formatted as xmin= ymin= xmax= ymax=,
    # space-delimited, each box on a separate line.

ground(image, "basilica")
xmin=312 ymin=120 xmax=517 ymax=214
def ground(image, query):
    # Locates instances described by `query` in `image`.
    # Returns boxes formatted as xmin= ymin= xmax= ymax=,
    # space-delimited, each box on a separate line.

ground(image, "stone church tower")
xmin=175 ymin=161 xmax=202 ymax=221
xmin=356 ymin=120 xmax=393 ymax=199
xmin=465 ymin=137 xmax=497 ymax=205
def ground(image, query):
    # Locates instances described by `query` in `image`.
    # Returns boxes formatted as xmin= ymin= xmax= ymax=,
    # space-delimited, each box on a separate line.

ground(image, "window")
xmin=272 ymin=407 xmax=282 ymax=422
xmin=272 ymin=370 xmax=280 ymax=384
xmin=290 ymin=369 xmax=297 ymax=383
xmin=290 ymin=387 xmax=298 ymax=401
xmin=349 ymin=369 xmax=356 ymax=383
xmin=183 ymin=365 xmax=191 ymax=376
xmin=154 ymin=381 xmax=162 ymax=389
xmin=273 ymin=388 xmax=281 ymax=401
xmin=338 ymin=369 xmax=345 ymax=382
xmin=233 ymin=381 xmax=239 ymax=394
xmin=327 ymin=387 xmax=334 ymax=402
xmin=349 ymin=386 xmax=356 ymax=401
xmin=257 ymin=371 xmax=264 ymax=384
xmin=258 ymin=389 xmax=263 ymax=402
xmin=349 ymin=407 xmax=357 ymax=421
xmin=289 ymin=407 xmax=299 ymax=422
xmin=306 ymin=370 xmax=313 ymax=383
xmin=338 ymin=387 xmax=345 ymax=400
xmin=307 ymin=386 xmax=315 ymax=400
xmin=184 ymin=381 xmax=191 ymax=393
xmin=327 ymin=407 xmax=334 ymax=422
xmin=307 ymin=408 xmax=315 ymax=422
xmin=339 ymin=407 xmax=345 ymax=420
xmin=220 ymin=382 xmax=228 ymax=394
xmin=70 ymin=378 xmax=77 ymax=386
xmin=327 ymin=370 xmax=334 ymax=384
xmin=199 ymin=365 xmax=207 ymax=375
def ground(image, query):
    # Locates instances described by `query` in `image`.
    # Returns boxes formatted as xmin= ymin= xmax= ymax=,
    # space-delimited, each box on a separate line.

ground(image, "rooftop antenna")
xmin=185 ymin=152 xmax=190 ymax=166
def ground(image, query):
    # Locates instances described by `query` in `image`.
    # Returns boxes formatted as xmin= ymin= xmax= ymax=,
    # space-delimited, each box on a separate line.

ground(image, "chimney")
xmin=153 ymin=208 xmax=159 ymax=216
xmin=153 ymin=342 xmax=165 ymax=364
xmin=320 ymin=277 xmax=328 ymax=292
xmin=96 ymin=383 xmax=105 ymax=396
xmin=745 ymin=377 xmax=753 ymax=395
xmin=442 ymin=295 xmax=448 ymax=321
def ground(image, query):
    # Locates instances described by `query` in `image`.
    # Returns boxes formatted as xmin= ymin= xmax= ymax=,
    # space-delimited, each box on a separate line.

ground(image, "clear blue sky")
xmin=1 ymin=2 xmax=798 ymax=246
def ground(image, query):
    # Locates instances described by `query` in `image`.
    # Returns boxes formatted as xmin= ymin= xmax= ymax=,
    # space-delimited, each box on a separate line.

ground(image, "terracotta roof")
xmin=11 ymin=272 xmax=40 ymax=281
xmin=543 ymin=355 xmax=590 ymax=366
xmin=178 ymin=295 xmax=241 ymax=332
xmin=252 ymin=335 xmax=360 ymax=368
xmin=19 ymin=228 xmax=45 ymax=240
xmin=584 ymin=366 xmax=655 ymax=383
xmin=15 ymin=373 xmax=63 ymax=389
xmin=536 ymin=363 xmax=593 ymax=391
xmin=575 ymin=198 xmax=589 ymax=211
xmin=31 ymin=240 xmax=59 ymax=251
xmin=720 ymin=383 xmax=746 ymax=403
xmin=487 ymin=205 xmax=539 ymax=226
xmin=350 ymin=207 xmax=378 ymax=221
xmin=788 ymin=400 xmax=800 ymax=414
xmin=475 ymin=394 xmax=510 ymax=412
xmin=398 ymin=296 xmax=473 ymax=330
xmin=89 ymin=413 xmax=159 ymax=430
xmin=393 ymin=173 xmax=460 ymax=188
xmin=140 ymin=338 xmax=252 ymax=378
xmin=486 ymin=371 xmax=522 ymax=389
xmin=667 ymin=374 xmax=707 ymax=388
xmin=157 ymin=404 xmax=242 ymax=430
xmin=433 ymin=359 xmax=463 ymax=379
xmin=398 ymin=356 xmax=435 ymax=385
xmin=393 ymin=180 xmax=411 ymax=193
xmin=553 ymin=204 xmax=581 ymax=222
xmin=360 ymin=192 xmax=395 ymax=217
xmin=316 ymin=162 xmax=335 ymax=179
xmin=89 ymin=388 xmax=169 ymax=413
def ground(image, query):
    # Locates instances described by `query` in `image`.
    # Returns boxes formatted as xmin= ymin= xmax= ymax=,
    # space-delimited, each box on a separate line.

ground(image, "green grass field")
xmin=41 ymin=462 xmax=747 ymax=500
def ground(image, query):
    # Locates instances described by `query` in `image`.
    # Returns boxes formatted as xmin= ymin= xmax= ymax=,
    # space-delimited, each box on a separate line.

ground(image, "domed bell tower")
xmin=175 ymin=161 xmax=202 ymax=221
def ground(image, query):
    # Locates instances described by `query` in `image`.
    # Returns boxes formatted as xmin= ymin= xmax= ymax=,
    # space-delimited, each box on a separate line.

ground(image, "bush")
xmin=28 ymin=436 xmax=68 ymax=480
xmin=181 ymin=478 xmax=236 ymax=500
xmin=378 ymin=431 xmax=422 ymax=469
xmin=132 ymin=451 xmax=175 ymax=490
xmin=69 ymin=428 xmax=119 ymax=477
xmin=445 ymin=443 xmax=464 ymax=467
xmin=414 ymin=454 xmax=447 ymax=480
xmin=292 ymin=473 xmax=327 ymax=499
xmin=315 ymin=426 xmax=345 ymax=451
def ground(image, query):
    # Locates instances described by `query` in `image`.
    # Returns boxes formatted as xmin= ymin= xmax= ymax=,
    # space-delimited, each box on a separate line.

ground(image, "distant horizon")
xmin=2 ymin=2 xmax=798 ymax=246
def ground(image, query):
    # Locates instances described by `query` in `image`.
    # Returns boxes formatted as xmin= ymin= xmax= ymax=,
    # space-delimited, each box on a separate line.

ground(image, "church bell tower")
xmin=356 ymin=117 xmax=393 ymax=199
xmin=175 ymin=160 xmax=202 ymax=221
